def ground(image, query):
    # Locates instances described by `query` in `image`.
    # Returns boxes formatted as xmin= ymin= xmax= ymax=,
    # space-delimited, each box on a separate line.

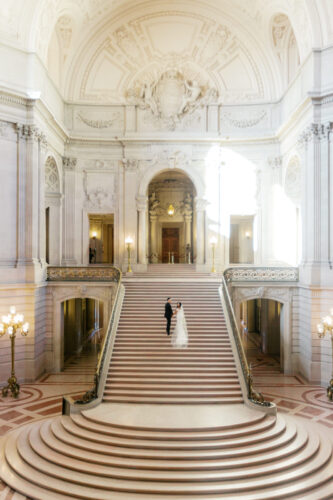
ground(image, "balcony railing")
xmin=224 ymin=266 xmax=299 ymax=283
xmin=47 ymin=266 xmax=121 ymax=282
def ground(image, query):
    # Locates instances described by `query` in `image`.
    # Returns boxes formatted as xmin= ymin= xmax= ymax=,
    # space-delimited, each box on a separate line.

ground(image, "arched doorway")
xmin=240 ymin=298 xmax=282 ymax=372
xmin=61 ymin=298 xmax=104 ymax=369
xmin=147 ymin=170 xmax=196 ymax=263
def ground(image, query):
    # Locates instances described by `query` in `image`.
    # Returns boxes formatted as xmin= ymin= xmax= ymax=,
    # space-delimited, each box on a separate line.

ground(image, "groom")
xmin=164 ymin=297 xmax=173 ymax=336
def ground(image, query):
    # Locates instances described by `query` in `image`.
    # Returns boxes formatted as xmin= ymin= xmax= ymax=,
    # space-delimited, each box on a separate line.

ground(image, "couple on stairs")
xmin=164 ymin=297 xmax=188 ymax=348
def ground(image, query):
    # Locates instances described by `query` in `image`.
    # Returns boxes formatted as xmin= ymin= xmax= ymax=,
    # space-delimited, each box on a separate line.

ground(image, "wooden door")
xmin=162 ymin=228 xmax=179 ymax=263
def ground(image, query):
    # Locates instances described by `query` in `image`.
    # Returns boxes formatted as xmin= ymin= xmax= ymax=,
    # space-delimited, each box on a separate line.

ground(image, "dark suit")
xmin=164 ymin=302 xmax=173 ymax=335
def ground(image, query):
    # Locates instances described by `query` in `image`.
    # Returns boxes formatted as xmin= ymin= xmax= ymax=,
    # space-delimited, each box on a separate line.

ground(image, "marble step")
xmin=3 ymin=416 xmax=332 ymax=497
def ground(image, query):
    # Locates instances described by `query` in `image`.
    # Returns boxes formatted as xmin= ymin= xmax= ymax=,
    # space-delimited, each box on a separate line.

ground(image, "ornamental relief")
xmin=126 ymin=69 xmax=218 ymax=130
xmin=233 ymin=286 xmax=292 ymax=304
xmin=73 ymin=108 xmax=124 ymax=131
xmin=78 ymin=11 xmax=264 ymax=105
xmin=83 ymin=170 xmax=116 ymax=209
xmin=222 ymin=109 xmax=268 ymax=129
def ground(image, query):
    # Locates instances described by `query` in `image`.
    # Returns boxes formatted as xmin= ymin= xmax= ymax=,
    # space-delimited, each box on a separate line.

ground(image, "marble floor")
xmin=1 ymin=344 xmax=333 ymax=498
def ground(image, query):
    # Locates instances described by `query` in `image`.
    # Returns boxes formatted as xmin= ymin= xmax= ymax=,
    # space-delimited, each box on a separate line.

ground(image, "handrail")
xmin=76 ymin=268 xmax=122 ymax=405
xmin=221 ymin=275 xmax=272 ymax=407
xmin=62 ymin=267 xmax=123 ymax=413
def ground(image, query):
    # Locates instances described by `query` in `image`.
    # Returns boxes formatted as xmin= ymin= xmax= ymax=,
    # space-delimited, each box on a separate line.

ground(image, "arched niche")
xmin=271 ymin=13 xmax=300 ymax=85
xmin=45 ymin=156 xmax=62 ymax=265
xmin=147 ymin=170 xmax=197 ymax=264
xmin=136 ymin=163 xmax=207 ymax=268
xmin=233 ymin=286 xmax=293 ymax=375
xmin=49 ymin=285 xmax=113 ymax=372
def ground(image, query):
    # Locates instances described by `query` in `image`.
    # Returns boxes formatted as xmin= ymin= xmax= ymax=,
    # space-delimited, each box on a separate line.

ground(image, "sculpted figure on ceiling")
xmin=126 ymin=69 xmax=218 ymax=130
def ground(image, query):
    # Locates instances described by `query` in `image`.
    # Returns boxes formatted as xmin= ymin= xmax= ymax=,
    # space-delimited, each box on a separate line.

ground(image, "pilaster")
xmin=62 ymin=157 xmax=77 ymax=265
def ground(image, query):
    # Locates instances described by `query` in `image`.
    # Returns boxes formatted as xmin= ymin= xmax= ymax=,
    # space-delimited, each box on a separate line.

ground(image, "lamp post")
xmin=125 ymin=236 xmax=133 ymax=273
xmin=0 ymin=306 xmax=29 ymax=398
xmin=210 ymin=237 xmax=217 ymax=273
xmin=317 ymin=311 xmax=333 ymax=400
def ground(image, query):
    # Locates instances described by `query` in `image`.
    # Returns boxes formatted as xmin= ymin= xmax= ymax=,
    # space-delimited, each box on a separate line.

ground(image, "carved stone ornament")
xmin=225 ymin=267 xmax=299 ymax=283
xmin=223 ymin=110 xmax=267 ymax=128
xmin=300 ymin=123 xmax=330 ymax=146
xmin=45 ymin=157 xmax=60 ymax=193
xmin=77 ymin=112 xmax=121 ymax=129
xmin=122 ymin=159 xmax=139 ymax=171
xmin=63 ymin=157 xmax=77 ymax=170
xmin=126 ymin=70 xmax=218 ymax=130
xmin=47 ymin=266 xmax=121 ymax=282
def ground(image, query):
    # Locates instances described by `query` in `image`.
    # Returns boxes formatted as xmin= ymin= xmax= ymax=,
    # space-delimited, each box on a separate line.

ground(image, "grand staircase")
xmin=1 ymin=265 xmax=333 ymax=498
xmin=104 ymin=276 xmax=243 ymax=404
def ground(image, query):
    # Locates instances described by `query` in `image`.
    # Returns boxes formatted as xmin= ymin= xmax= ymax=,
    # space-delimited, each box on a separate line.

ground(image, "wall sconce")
xmin=167 ymin=204 xmax=175 ymax=217
xmin=92 ymin=231 xmax=97 ymax=239
xmin=125 ymin=236 xmax=134 ymax=273
xmin=245 ymin=231 xmax=251 ymax=239
xmin=0 ymin=306 xmax=29 ymax=398
xmin=210 ymin=237 xmax=217 ymax=273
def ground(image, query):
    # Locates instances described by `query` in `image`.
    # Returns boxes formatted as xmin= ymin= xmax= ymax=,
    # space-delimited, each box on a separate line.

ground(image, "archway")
xmin=61 ymin=297 xmax=104 ymax=370
xmin=240 ymin=298 xmax=283 ymax=372
xmin=147 ymin=170 xmax=197 ymax=264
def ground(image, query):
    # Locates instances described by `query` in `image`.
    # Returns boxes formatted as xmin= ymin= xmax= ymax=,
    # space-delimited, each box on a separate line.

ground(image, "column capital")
xmin=15 ymin=123 xmax=47 ymax=147
xmin=122 ymin=158 xmax=139 ymax=171
xmin=63 ymin=157 xmax=77 ymax=171
xmin=298 ymin=123 xmax=330 ymax=148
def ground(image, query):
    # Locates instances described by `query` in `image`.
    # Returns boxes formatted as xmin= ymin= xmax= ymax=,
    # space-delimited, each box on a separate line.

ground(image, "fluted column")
xmin=136 ymin=196 xmax=148 ymax=265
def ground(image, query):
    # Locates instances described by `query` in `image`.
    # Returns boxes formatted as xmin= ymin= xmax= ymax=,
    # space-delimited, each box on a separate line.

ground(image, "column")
xmin=150 ymin=215 xmax=158 ymax=263
xmin=123 ymin=159 xmax=138 ymax=269
xmin=62 ymin=157 xmax=77 ymax=265
xmin=195 ymin=198 xmax=207 ymax=265
xmin=299 ymin=123 xmax=332 ymax=285
xmin=185 ymin=215 xmax=192 ymax=247
xmin=15 ymin=125 xmax=47 ymax=282
xmin=136 ymin=196 xmax=148 ymax=265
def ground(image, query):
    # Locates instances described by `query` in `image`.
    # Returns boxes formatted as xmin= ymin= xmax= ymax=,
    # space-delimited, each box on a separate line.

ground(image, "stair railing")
xmin=62 ymin=267 xmax=124 ymax=414
xmin=221 ymin=275 xmax=272 ymax=408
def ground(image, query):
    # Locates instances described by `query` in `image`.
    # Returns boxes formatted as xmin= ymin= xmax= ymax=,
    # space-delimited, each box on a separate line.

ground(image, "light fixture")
xmin=125 ymin=236 xmax=134 ymax=273
xmin=245 ymin=231 xmax=251 ymax=239
xmin=0 ymin=306 xmax=29 ymax=398
xmin=92 ymin=231 xmax=97 ymax=238
xmin=167 ymin=204 xmax=175 ymax=217
xmin=210 ymin=237 xmax=217 ymax=273
xmin=317 ymin=312 xmax=333 ymax=400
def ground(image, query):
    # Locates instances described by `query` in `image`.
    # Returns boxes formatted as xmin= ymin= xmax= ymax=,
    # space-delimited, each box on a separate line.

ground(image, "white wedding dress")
xmin=171 ymin=307 xmax=188 ymax=348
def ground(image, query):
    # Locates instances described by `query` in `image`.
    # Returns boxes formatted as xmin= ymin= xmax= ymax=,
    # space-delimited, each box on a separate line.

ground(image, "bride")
xmin=171 ymin=302 xmax=188 ymax=348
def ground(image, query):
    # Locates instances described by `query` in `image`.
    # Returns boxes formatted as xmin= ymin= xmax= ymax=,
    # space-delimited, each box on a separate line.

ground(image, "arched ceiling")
xmin=1 ymin=0 xmax=332 ymax=104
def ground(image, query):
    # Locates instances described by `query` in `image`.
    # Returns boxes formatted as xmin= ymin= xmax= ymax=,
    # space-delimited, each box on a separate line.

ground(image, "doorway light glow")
xmin=205 ymin=146 xmax=257 ymax=238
